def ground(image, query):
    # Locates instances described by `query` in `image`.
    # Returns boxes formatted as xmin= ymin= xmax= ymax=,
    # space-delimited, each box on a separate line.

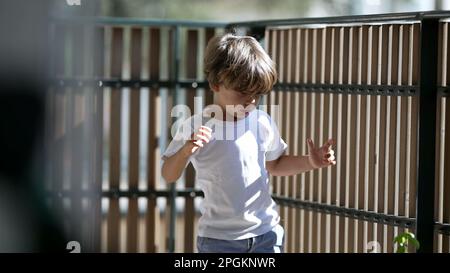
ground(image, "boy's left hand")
xmin=307 ymin=138 xmax=336 ymax=169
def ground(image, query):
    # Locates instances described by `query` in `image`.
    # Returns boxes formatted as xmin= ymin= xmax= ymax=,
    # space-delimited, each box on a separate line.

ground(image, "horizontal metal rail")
xmin=435 ymin=223 xmax=450 ymax=236
xmin=228 ymin=11 xmax=450 ymax=28
xmin=50 ymin=78 xmax=209 ymax=89
xmin=274 ymin=83 xmax=418 ymax=97
xmin=272 ymin=195 xmax=416 ymax=228
xmin=45 ymin=188 xmax=450 ymax=235
xmin=45 ymin=188 xmax=205 ymax=199
xmin=50 ymin=78 xmax=426 ymax=97
xmin=438 ymin=86 xmax=450 ymax=97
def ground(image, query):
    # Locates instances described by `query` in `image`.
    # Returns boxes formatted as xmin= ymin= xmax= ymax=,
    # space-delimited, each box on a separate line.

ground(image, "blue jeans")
xmin=197 ymin=224 xmax=284 ymax=253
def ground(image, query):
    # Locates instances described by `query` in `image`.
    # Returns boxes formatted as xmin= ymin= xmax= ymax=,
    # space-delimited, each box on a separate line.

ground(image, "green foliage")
xmin=101 ymin=0 xmax=314 ymax=21
xmin=393 ymin=232 xmax=420 ymax=253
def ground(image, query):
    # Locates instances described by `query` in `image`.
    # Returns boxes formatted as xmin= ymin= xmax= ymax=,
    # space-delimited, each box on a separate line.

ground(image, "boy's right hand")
xmin=182 ymin=126 xmax=212 ymax=156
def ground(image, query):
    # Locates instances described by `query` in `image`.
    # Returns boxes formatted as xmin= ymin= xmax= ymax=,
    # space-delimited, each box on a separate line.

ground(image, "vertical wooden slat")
xmin=378 ymin=25 xmax=388 ymax=236
xmin=436 ymin=21 xmax=443 ymax=248
xmin=291 ymin=27 xmax=299 ymax=252
xmin=337 ymin=26 xmax=348 ymax=253
xmin=330 ymin=24 xmax=341 ymax=251
xmin=382 ymin=24 xmax=392 ymax=253
xmin=369 ymin=26 xmax=378 ymax=251
xmin=331 ymin=26 xmax=341 ymax=253
xmin=295 ymin=28 xmax=306 ymax=253
xmin=400 ymin=25 xmax=409 ymax=247
xmin=401 ymin=25 xmax=410 ymax=85
xmin=265 ymin=29 xmax=272 ymax=115
xmin=307 ymin=28 xmax=314 ymax=84
xmin=308 ymin=27 xmax=321 ymax=253
xmin=445 ymin=85 xmax=450 ymax=251
xmin=346 ymin=27 xmax=355 ymax=252
xmin=317 ymin=27 xmax=326 ymax=253
xmin=322 ymin=27 xmax=331 ymax=253
xmin=184 ymin=29 xmax=198 ymax=253
xmin=344 ymin=26 xmax=355 ymax=253
xmin=379 ymin=24 xmax=390 ymax=251
xmin=146 ymin=27 xmax=160 ymax=253
xmin=353 ymin=25 xmax=364 ymax=253
xmin=273 ymin=29 xmax=284 ymax=245
xmin=301 ymin=28 xmax=310 ymax=252
xmin=300 ymin=84 xmax=307 ymax=253
xmin=358 ymin=25 xmax=368 ymax=252
xmin=368 ymin=25 xmax=377 ymax=251
xmin=277 ymin=29 xmax=288 ymax=252
xmin=265 ymin=29 xmax=272 ymax=152
xmin=437 ymin=22 xmax=447 ymax=252
xmin=266 ymin=29 xmax=274 ymax=116
xmin=306 ymin=27 xmax=317 ymax=253
xmin=436 ymin=92 xmax=443 ymax=253
xmin=393 ymin=25 xmax=403 ymax=245
xmin=443 ymin=93 xmax=450 ymax=252
xmin=302 ymin=28 xmax=315 ymax=253
xmin=291 ymin=27 xmax=301 ymax=253
xmin=268 ymin=29 xmax=276 ymax=118
xmin=310 ymin=28 xmax=323 ymax=252
xmin=285 ymin=28 xmax=292 ymax=251
xmin=373 ymin=25 xmax=383 ymax=252
xmin=127 ymin=27 xmax=142 ymax=253
xmin=286 ymin=28 xmax=296 ymax=253
xmin=292 ymin=32 xmax=301 ymax=251
xmin=408 ymin=23 xmax=419 ymax=251
xmin=404 ymin=23 xmax=414 ymax=252
xmin=362 ymin=26 xmax=371 ymax=252
xmin=388 ymin=24 xmax=399 ymax=253
xmin=378 ymin=91 xmax=387 ymax=252
xmin=446 ymin=21 xmax=450 ymax=86
xmin=204 ymin=28 xmax=215 ymax=107
xmin=440 ymin=21 xmax=450 ymax=253
xmin=443 ymin=22 xmax=450 ymax=253
xmin=107 ymin=27 xmax=123 ymax=253
xmin=165 ymin=27 xmax=176 ymax=253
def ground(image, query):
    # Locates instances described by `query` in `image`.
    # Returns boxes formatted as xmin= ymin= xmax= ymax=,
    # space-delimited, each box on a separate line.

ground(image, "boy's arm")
xmin=266 ymin=138 xmax=336 ymax=176
xmin=161 ymin=125 xmax=212 ymax=183
xmin=266 ymin=154 xmax=315 ymax=176
xmin=161 ymin=145 xmax=192 ymax=183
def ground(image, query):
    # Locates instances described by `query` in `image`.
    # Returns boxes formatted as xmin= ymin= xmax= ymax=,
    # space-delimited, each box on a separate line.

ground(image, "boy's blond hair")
xmin=204 ymin=33 xmax=277 ymax=97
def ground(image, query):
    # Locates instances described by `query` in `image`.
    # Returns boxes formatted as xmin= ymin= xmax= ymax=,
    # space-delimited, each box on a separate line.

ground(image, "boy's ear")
xmin=209 ymin=83 xmax=220 ymax=92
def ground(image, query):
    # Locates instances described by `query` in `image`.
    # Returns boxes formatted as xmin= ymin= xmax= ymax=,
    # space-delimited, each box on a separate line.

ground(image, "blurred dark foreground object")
xmin=0 ymin=88 xmax=67 ymax=252
xmin=0 ymin=0 xmax=67 ymax=252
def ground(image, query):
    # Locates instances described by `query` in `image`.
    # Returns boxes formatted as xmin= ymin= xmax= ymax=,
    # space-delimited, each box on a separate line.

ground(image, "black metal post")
xmin=167 ymin=26 xmax=180 ymax=253
xmin=416 ymin=17 xmax=439 ymax=253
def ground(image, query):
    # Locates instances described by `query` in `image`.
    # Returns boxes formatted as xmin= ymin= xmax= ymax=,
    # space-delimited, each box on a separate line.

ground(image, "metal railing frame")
xmin=49 ymin=10 xmax=450 ymax=253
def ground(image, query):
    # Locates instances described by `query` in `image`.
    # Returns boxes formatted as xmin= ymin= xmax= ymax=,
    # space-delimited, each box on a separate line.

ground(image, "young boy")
xmin=161 ymin=33 xmax=336 ymax=253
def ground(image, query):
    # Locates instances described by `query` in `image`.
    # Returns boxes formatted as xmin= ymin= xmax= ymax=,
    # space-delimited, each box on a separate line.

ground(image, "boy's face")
xmin=211 ymin=84 xmax=260 ymax=120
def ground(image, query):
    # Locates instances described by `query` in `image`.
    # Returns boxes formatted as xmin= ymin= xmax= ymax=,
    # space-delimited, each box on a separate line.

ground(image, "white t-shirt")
xmin=161 ymin=109 xmax=288 ymax=240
